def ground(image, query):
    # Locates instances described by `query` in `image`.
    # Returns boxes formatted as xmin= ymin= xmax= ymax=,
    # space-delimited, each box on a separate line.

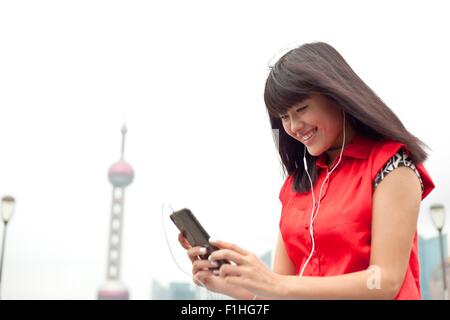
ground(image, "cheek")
xmin=320 ymin=110 xmax=342 ymax=137
xmin=326 ymin=119 xmax=343 ymax=139
xmin=306 ymin=123 xmax=337 ymax=155
xmin=281 ymin=122 xmax=294 ymax=137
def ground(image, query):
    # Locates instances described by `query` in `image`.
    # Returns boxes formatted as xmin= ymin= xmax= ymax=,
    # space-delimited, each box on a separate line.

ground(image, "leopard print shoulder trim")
xmin=373 ymin=148 xmax=424 ymax=192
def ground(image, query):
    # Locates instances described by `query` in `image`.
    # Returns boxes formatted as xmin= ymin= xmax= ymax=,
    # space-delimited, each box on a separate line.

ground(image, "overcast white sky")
xmin=0 ymin=0 xmax=449 ymax=299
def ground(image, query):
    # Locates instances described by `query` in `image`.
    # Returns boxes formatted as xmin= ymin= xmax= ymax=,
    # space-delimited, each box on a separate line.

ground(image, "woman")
xmin=178 ymin=42 xmax=435 ymax=299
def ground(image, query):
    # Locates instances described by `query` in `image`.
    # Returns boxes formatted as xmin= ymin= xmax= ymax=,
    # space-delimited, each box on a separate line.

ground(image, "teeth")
xmin=301 ymin=129 xmax=316 ymax=141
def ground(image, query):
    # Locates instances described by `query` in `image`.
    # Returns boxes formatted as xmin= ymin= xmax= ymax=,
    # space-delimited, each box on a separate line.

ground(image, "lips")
xmin=297 ymin=128 xmax=317 ymax=142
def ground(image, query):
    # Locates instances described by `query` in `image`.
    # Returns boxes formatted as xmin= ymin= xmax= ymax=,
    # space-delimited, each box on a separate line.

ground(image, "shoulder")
xmin=369 ymin=138 xmax=435 ymax=200
xmin=369 ymin=139 xmax=406 ymax=178
xmin=373 ymin=165 xmax=422 ymax=203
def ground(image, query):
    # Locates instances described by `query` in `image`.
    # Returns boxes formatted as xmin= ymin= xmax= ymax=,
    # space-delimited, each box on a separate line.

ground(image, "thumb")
xmin=178 ymin=232 xmax=192 ymax=250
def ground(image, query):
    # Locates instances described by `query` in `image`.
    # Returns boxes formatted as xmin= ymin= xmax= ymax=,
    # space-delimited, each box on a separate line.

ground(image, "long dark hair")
xmin=264 ymin=42 xmax=429 ymax=193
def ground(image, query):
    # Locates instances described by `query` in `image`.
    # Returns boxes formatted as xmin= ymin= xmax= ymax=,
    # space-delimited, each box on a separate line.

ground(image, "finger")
xmin=218 ymin=263 xmax=248 ymax=278
xmin=193 ymin=276 xmax=204 ymax=287
xmin=187 ymin=246 xmax=208 ymax=262
xmin=209 ymin=239 xmax=249 ymax=255
xmin=210 ymin=249 xmax=247 ymax=265
xmin=193 ymin=270 xmax=214 ymax=287
xmin=178 ymin=233 xmax=191 ymax=250
xmin=193 ymin=259 xmax=219 ymax=275
xmin=193 ymin=273 xmax=208 ymax=287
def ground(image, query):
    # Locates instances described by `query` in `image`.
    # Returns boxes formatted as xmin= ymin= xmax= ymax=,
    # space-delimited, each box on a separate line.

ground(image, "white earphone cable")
xmin=299 ymin=111 xmax=346 ymax=277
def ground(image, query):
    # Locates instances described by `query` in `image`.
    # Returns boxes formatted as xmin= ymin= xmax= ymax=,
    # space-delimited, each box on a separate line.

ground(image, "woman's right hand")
xmin=177 ymin=233 xmax=251 ymax=299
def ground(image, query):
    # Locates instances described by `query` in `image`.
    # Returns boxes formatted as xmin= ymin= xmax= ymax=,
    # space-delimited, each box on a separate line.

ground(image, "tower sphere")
xmin=108 ymin=160 xmax=134 ymax=187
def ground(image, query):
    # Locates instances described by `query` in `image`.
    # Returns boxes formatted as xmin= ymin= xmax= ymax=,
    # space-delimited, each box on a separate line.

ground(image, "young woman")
xmin=178 ymin=42 xmax=435 ymax=299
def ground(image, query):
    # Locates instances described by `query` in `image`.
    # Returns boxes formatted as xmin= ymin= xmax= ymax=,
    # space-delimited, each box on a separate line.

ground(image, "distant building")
xmin=151 ymin=279 xmax=196 ymax=299
xmin=418 ymin=234 xmax=448 ymax=299
xmin=98 ymin=125 xmax=134 ymax=300
xmin=168 ymin=282 xmax=196 ymax=300
xmin=429 ymin=258 xmax=450 ymax=300
xmin=151 ymin=279 xmax=169 ymax=300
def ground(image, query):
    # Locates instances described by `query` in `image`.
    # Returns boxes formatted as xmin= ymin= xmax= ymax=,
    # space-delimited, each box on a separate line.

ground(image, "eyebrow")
xmin=294 ymin=101 xmax=309 ymax=108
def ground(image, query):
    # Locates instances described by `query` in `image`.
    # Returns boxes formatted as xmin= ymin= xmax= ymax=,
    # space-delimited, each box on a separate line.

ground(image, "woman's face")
xmin=280 ymin=93 xmax=344 ymax=157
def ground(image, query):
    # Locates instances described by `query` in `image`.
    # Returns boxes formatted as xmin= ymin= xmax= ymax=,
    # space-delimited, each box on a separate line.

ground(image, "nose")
xmin=289 ymin=116 xmax=305 ymax=136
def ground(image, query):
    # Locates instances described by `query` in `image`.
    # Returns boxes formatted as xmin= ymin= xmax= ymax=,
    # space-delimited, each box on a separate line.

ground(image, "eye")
xmin=280 ymin=105 xmax=308 ymax=120
xmin=296 ymin=105 xmax=308 ymax=112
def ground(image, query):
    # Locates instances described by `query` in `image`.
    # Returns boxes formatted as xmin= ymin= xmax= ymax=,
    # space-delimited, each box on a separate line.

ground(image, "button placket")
xmin=303 ymin=169 xmax=330 ymax=274
xmin=313 ymin=170 xmax=330 ymax=204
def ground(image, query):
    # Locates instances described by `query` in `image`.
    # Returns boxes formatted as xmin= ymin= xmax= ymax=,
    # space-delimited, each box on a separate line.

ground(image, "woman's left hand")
xmin=209 ymin=239 xmax=284 ymax=299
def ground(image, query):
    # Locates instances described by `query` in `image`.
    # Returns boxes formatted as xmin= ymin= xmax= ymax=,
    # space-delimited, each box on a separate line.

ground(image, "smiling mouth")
xmin=300 ymin=128 xmax=317 ymax=142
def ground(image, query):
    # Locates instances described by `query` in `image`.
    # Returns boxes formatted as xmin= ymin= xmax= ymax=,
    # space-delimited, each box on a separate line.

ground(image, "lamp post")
xmin=429 ymin=203 xmax=448 ymax=300
xmin=0 ymin=195 xmax=15 ymax=300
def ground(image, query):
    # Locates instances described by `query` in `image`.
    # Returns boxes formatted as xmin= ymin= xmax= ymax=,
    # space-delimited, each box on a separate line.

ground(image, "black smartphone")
xmin=170 ymin=208 xmax=229 ymax=269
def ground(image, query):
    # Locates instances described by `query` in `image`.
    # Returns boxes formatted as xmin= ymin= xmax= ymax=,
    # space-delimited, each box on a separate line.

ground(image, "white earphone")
xmin=299 ymin=110 xmax=346 ymax=277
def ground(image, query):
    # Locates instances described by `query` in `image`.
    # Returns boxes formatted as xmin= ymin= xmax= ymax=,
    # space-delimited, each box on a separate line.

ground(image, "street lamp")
xmin=0 ymin=195 xmax=15 ymax=300
xmin=429 ymin=203 xmax=448 ymax=300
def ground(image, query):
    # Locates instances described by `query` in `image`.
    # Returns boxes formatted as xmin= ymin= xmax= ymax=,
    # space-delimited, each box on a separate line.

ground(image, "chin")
xmin=305 ymin=146 xmax=323 ymax=157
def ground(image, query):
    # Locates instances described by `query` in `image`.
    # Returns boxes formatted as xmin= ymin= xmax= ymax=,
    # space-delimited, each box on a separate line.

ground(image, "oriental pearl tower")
xmin=97 ymin=124 xmax=134 ymax=300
